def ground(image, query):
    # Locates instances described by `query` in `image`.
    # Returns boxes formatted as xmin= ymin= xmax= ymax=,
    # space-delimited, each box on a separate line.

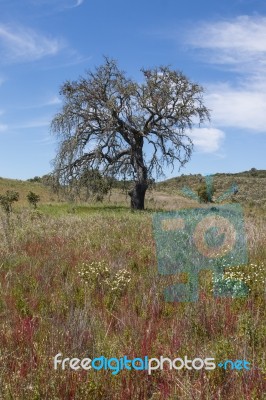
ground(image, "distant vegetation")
xmin=27 ymin=176 xmax=43 ymax=183
xmin=156 ymin=169 xmax=266 ymax=210
xmin=0 ymin=168 xmax=265 ymax=212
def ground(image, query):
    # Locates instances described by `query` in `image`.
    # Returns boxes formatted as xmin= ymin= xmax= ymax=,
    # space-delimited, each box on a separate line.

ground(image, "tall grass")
xmin=0 ymin=204 xmax=265 ymax=399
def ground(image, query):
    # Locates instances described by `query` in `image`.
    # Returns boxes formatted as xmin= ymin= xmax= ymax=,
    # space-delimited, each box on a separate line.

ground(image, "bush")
xmin=27 ymin=191 xmax=40 ymax=208
xmin=78 ymin=261 xmax=131 ymax=300
xmin=197 ymin=183 xmax=215 ymax=203
xmin=68 ymin=168 xmax=112 ymax=202
xmin=27 ymin=176 xmax=42 ymax=183
xmin=0 ymin=190 xmax=19 ymax=214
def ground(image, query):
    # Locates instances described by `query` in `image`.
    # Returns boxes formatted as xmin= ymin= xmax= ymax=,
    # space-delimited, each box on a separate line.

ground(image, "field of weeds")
xmin=0 ymin=200 xmax=265 ymax=399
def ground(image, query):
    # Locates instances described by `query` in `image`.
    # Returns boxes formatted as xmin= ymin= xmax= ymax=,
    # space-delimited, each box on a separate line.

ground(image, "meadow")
xmin=0 ymin=176 xmax=265 ymax=399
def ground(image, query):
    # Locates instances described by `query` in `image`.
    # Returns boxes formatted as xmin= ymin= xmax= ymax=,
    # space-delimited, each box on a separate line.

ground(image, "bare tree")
xmin=51 ymin=58 xmax=210 ymax=209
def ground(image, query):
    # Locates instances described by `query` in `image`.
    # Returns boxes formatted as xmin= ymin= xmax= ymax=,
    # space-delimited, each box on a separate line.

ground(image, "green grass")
xmin=38 ymin=203 xmax=131 ymax=217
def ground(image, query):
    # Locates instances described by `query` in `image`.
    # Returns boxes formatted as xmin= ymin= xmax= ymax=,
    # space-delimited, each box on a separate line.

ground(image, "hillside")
xmin=156 ymin=169 xmax=266 ymax=209
xmin=0 ymin=177 xmax=55 ymax=206
xmin=0 ymin=169 xmax=265 ymax=211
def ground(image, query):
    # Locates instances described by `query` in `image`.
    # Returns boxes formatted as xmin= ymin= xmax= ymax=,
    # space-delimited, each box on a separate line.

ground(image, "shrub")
xmin=27 ymin=191 xmax=40 ymax=208
xmin=197 ymin=183 xmax=215 ymax=203
xmin=27 ymin=176 xmax=42 ymax=183
xmin=0 ymin=190 xmax=19 ymax=214
xmin=78 ymin=261 xmax=131 ymax=299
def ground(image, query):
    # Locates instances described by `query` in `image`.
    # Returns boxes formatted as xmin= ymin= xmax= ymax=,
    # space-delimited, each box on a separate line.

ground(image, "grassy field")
xmin=0 ymin=174 xmax=265 ymax=399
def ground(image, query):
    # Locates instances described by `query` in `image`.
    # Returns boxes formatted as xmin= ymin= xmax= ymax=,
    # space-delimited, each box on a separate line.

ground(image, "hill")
xmin=0 ymin=168 xmax=265 ymax=211
xmin=156 ymin=169 xmax=266 ymax=209
xmin=0 ymin=177 xmax=55 ymax=206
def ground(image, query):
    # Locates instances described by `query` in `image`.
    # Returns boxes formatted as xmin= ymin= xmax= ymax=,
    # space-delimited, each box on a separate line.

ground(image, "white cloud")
xmin=189 ymin=127 xmax=225 ymax=153
xmin=186 ymin=15 xmax=266 ymax=133
xmin=0 ymin=24 xmax=64 ymax=63
xmin=186 ymin=15 xmax=266 ymax=70
xmin=206 ymin=83 xmax=266 ymax=132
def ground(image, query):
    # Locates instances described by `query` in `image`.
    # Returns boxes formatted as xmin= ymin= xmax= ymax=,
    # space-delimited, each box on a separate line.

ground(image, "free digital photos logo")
xmin=153 ymin=175 xmax=249 ymax=302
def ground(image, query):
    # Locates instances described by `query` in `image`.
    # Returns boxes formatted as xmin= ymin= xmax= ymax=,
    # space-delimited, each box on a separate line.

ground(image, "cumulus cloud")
xmin=206 ymin=83 xmax=266 ymax=132
xmin=185 ymin=15 xmax=266 ymax=134
xmin=0 ymin=24 xmax=64 ymax=63
xmin=189 ymin=127 xmax=225 ymax=153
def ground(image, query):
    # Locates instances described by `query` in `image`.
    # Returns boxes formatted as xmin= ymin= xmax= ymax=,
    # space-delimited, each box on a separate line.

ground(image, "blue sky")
xmin=0 ymin=0 xmax=265 ymax=180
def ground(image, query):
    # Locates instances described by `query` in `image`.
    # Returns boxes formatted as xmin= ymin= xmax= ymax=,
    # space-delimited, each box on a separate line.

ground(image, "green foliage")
xmin=40 ymin=173 xmax=61 ymax=199
xmin=0 ymin=190 xmax=19 ymax=214
xmin=27 ymin=176 xmax=42 ymax=183
xmin=197 ymin=182 xmax=215 ymax=203
xmin=249 ymin=167 xmax=258 ymax=177
xmin=69 ymin=168 xmax=113 ymax=202
xmin=27 ymin=191 xmax=40 ymax=208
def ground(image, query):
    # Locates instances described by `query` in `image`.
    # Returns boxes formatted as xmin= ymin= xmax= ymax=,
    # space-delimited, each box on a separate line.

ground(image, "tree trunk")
xmin=128 ymin=182 xmax=148 ymax=210
xmin=129 ymin=139 xmax=148 ymax=210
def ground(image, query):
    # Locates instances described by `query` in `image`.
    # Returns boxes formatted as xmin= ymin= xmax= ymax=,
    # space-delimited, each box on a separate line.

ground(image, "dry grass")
xmin=107 ymin=188 xmax=199 ymax=211
xmin=0 ymin=192 xmax=265 ymax=399
xmin=0 ymin=178 xmax=55 ymax=207
xmin=157 ymin=171 xmax=266 ymax=211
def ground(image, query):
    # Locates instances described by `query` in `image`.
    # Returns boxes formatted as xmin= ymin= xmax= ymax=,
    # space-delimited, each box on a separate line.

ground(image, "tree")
xmin=250 ymin=167 xmax=257 ymax=177
xmin=27 ymin=176 xmax=42 ymax=183
xmin=27 ymin=191 xmax=40 ymax=208
xmin=0 ymin=190 xmax=19 ymax=214
xmin=51 ymin=58 xmax=210 ymax=210
xmin=69 ymin=168 xmax=113 ymax=202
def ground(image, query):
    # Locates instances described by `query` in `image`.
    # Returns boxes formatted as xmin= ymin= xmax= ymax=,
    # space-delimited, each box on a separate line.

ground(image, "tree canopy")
xmin=51 ymin=58 xmax=210 ymax=209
